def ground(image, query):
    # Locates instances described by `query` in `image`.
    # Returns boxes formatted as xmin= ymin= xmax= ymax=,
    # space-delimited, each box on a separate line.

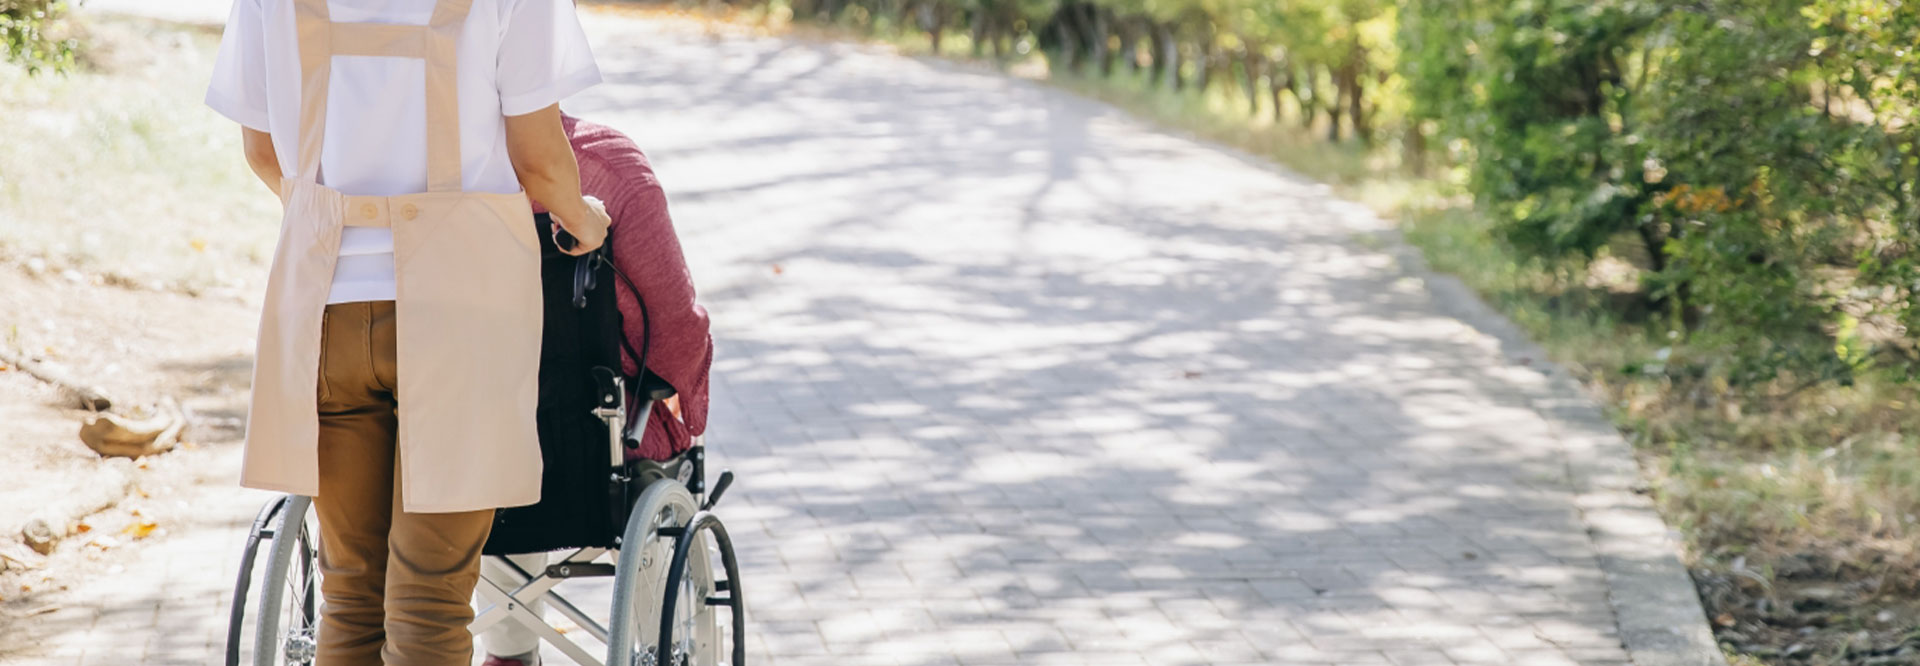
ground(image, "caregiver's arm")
xmin=505 ymin=103 xmax=608 ymax=255
xmin=242 ymin=127 xmax=282 ymax=195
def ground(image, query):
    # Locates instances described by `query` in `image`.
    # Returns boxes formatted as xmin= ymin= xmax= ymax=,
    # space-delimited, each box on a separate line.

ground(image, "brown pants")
xmin=313 ymin=300 xmax=495 ymax=666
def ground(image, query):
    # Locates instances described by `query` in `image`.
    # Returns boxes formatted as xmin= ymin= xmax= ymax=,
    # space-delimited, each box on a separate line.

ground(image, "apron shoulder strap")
xmin=422 ymin=0 xmax=474 ymax=192
xmin=291 ymin=0 xmax=478 ymax=193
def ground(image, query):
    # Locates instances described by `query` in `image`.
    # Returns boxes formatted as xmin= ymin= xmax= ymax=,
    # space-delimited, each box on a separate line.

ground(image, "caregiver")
xmin=204 ymin=0 xmax=608 ymax=663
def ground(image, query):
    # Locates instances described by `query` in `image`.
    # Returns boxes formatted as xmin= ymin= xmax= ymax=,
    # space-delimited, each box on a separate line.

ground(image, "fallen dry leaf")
xmin=1714 ymin=613 xmax=1736 ymax=627
xmin=189 ymin=239 xmax=208 ymax=252
xmin=73 ymin=522 xmax=92 ymax=534
xmin=122 ymin=521 xmax=158 ymax=539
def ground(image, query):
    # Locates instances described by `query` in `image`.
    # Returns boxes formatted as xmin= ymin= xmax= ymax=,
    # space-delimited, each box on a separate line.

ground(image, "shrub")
xmin=2 ymin=0 xmax=76 ymax=74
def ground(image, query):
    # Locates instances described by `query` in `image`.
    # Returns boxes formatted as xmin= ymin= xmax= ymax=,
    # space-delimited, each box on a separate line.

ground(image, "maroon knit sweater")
xmin=535 ymin=113 xmax=712 ymax=461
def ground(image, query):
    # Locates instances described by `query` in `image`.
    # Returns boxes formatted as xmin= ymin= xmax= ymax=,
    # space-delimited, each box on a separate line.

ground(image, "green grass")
xmin=0 ymin=15 xmax=281 ymax=295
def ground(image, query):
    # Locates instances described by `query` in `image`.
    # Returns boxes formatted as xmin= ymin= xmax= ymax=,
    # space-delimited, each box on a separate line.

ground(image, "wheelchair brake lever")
xmin=702 ymin=470 xmax=734 ymax=511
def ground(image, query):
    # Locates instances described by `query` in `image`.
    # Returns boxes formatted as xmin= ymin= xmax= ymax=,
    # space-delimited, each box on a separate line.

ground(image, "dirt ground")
xmin=1696 ymin=563 xmax=1920 ymax=664
xmin=0 ymin=263 xmax=259 ymax=654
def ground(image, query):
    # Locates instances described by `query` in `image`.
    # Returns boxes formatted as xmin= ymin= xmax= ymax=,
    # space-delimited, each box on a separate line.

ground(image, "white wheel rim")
xmin=608 ymin=481 xmax=698 ymax=666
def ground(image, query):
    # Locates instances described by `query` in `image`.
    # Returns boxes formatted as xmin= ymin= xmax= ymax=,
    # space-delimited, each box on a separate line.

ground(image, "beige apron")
xmin=240 ymin=0 xmax=545 ymax=513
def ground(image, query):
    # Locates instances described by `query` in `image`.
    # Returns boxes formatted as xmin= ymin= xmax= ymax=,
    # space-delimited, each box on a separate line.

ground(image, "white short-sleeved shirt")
xmin=206 ymin=0 xmax=601 ymax=304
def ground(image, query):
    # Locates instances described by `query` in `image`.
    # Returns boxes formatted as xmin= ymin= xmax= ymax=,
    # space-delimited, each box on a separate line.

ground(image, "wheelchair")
xmin=222 ymin=215 xmax=745 ymax=666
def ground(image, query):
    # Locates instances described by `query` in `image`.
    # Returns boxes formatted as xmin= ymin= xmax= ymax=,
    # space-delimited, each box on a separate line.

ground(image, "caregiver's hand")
xmin=551 ymin=194 xmax=610 ymax=256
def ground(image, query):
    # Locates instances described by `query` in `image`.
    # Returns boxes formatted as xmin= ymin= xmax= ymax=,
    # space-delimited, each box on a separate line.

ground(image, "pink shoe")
xmin=481 ymin=653 xmax=539 ymax=666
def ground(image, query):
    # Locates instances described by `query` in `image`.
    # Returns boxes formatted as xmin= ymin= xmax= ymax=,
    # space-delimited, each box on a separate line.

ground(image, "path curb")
xmin=1371 ymin=225 xmax=1727 ymax=666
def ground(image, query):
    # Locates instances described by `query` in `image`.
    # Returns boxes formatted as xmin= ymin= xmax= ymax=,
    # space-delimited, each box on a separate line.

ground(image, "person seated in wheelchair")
xmin=480 ymin=110 xmax=713 ymax=666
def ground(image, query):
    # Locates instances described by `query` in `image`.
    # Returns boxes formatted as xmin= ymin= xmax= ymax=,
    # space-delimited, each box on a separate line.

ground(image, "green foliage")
xmin=1401 ymin=0 xmax=1920 ymax=390
xmin=1 ymin=0 xmax=75 ymax=75
xmin=1404 ymin=1 xmax=1666 ymax=261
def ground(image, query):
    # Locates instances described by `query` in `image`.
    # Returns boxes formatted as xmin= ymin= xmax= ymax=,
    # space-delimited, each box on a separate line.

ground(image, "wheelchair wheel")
xmin=224 ymin=494 xmax=318 ymax=666
xmin=606 ymin=480 xmax=720 ymax=666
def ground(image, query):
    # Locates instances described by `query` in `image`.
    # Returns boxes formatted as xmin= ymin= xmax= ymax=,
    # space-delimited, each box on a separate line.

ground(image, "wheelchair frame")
xmin=223 ymin=229 xmax=744 ymax=666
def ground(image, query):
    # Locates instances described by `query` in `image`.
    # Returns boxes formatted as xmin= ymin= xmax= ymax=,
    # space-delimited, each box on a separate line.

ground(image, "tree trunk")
xmin=1300 ymin=72 xmax=1318 ymax=129
xmin=992 ymin=15 xmax=1006 ymax=59
xmin=969 ymin=6 xmax=986 ymax=57
xmin=1405 ymin=122 xmax=1429 ymax=175
xmin=1195 ymin=42 xmax=1213 ymax=93
xmin=1147 ymin=22 xmax=1166 ymax=81
xmin=1270 ymin=55 xmax=1293 ymax=122
xmin=1055 ymin=12 xmax=1080 ymax=73
xmin=1117 ymin=21 xmax=1137 ymax=74
xmin=1326 ymin=65 xmax=1344 ymax=141
xmin=1088 ymin=5 xmax=1111 ymax=77
xmin=1271 ymin=69 xmax=1286 ymax=121
xmin=924 ymin=0 xmax=943 ymax=55
xmin=1161 ymin=25 xmax=1180 ymax=92
xmin=1347 ymin=45 xmax=1370 ymax=144
xmin=1243 ymin=49 xmax=1262 ymax=116
xmin=1348 ymin=72 xmax=1368 ymax=144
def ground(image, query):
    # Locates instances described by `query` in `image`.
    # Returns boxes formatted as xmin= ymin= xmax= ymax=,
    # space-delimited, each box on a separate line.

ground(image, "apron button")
xmin=400 ymin=203 xmax=419 ymax=220
xmin=360 ymin=203 xmax=378 ymax=219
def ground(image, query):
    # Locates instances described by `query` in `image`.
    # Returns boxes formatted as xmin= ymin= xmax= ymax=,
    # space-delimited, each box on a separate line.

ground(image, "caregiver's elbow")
xmin=241 ymin=127 xmax=282 ymax=195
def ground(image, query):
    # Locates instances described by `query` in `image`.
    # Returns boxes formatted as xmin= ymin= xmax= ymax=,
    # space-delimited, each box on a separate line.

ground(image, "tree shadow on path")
xmin=565 ymin=19 xmax=1696 ymax=666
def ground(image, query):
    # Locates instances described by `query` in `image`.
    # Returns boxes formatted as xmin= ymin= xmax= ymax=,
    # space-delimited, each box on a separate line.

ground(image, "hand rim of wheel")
xmin=655 ymin=511 xmax=740 ymax=666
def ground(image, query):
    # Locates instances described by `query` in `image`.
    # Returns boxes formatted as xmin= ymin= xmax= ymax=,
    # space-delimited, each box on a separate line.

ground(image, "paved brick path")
xmin=13 ymin=9 xmax=1717 ymax=666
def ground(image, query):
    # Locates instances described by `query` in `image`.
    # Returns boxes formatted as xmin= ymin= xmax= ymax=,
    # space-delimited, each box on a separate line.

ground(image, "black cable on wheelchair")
xmin=557 ymin=226 xmax=653 ymax=416
xmin=605 ymin=258 xmax=653 ymax=414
